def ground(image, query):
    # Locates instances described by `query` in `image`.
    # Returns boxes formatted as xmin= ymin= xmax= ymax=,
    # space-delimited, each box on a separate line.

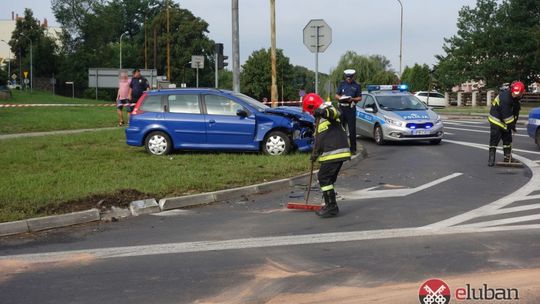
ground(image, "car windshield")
xmin=376 ymin=95 xmax=427 ymax=111
xmin=231 ymin=92 xmax=269 ymax=112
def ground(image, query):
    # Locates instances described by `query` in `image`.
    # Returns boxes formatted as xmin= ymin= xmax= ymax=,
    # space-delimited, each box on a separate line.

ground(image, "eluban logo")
xmin=419 ymin=279 xmax=451 ymax=304
xmin=455 ymin=284 xmax=519 ymax=301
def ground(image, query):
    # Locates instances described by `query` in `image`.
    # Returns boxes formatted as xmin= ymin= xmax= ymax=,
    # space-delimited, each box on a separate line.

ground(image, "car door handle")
xmin=208 ymin=119 xmax=216 ymax=124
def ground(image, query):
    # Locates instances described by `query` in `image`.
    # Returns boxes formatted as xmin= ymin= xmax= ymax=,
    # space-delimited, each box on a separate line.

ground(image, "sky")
xmin=2 ymin=0 xmax=478 ymax=74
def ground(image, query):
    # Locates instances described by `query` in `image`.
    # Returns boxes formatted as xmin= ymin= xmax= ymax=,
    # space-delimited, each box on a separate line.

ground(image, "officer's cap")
xmin=344 ymin=69 xmax=356 ymax=77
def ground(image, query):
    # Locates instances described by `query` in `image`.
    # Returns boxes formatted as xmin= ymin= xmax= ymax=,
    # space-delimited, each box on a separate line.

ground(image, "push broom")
xmin=287 ymin=118 xmax=322 ymax=211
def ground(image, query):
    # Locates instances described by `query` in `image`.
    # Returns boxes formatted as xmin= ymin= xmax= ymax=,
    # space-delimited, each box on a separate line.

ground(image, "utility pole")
xmin=166 ymin=0 xmax=171 ymax=81
xmin=232 ymin=0 xmax=240 ymax=92
xmin=270 ymin=0 xmax=278 ymax=107
xmin=396 ymin=0 xmax=403 ymax=78
xmin=144 ymin=15 xmax=148 ymax=69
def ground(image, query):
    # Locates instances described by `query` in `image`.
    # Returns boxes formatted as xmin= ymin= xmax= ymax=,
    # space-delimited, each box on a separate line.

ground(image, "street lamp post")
xmin=396 ymin=0 xmax=403 ymax=78
xmin=0 ymin=40 xmax=10 ymax=84
xmin=20 ymin=33 xmax=32 ymax=93
xmin=119 ymin=31 xmax=129 ymax=70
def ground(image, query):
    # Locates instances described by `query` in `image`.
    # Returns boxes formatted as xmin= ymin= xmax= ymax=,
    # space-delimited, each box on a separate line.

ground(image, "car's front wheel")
xmin=145 ymin=131 xmax=172 ymax=155
xmin=263 ymin=131 xmax=291 ymax=156
xmin=374 ymin=125 xmax=385 ymax=145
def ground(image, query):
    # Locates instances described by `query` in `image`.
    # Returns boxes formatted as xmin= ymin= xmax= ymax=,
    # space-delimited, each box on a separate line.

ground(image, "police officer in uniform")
xmin=303 ymin=93 xmax=352 ymax=218
xmin=487 ymin=81 xmax=525 ymax=166
xmin=335 ymin=69 xmax=362 ymax=154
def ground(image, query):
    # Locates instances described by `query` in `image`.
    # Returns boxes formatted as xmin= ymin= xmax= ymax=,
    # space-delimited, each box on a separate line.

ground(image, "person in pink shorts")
xmin=116 ymin=72 xmax=131 ymax=126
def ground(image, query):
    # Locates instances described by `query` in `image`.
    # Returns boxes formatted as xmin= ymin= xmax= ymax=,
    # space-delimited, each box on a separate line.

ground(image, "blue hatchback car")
xmin=527 ymin=107 xmax=540 ymax=149
xmin=125 ymin=88 xmax=314 ymax=156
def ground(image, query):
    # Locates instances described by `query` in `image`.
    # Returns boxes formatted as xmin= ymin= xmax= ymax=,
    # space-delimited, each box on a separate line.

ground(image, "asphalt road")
xmin=2 ymin=118 xmax=540 ymax=304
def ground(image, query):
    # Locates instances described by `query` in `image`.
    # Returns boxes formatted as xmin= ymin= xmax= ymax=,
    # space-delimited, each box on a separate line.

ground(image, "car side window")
xmin=141 ymin=95 xmax=162 ymax=112
xmin=356 ymin=98 xmax=365 ymax=108
xmin=204 ymin=95 xmax=244 ymax=116
xmin=429 ymin=93 xmax=444 ymax=98
xmin=418 ymin=93 xmax=428 ymax=97
xmin=168 ymin=94 xmax=201 ymax=114
xmin=363 ymin=95 xmax=375 ymax=109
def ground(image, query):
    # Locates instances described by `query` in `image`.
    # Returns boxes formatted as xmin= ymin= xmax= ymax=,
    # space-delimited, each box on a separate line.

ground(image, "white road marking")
xmin=427 ymin=139 xmax=540 ymax=229
xmin=457 ymin=214 xmax=540 ymax=229
xmin=490 ymin=203 xmax=540 ymax=215
xmin=444 ymin=126 xmax=529 ymax=137
xmin=445 ymin=132 xmax=455 ymax=135
xmin=444 ymin=121 xmax=527 ymax=131
xmin=443 ymin=120 xmax=486 ymax=125
xmin=1 ymin=224 xmax=540 ymax=263
xmin=342 ymin=173 xmax=463 ymax=200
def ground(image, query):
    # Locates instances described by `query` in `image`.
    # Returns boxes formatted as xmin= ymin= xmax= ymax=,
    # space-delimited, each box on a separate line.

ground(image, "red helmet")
xmin=510 ymin=81 xmax=525 ymax=94
xmin=302 ymin=93 xmax=324 ymax=115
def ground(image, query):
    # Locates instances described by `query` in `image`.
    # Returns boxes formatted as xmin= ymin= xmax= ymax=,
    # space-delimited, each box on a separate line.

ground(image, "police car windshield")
xmin=376 ymin=95 xmax=427 ymax=111
xmin=231 ymin=92 xmax=269 ymax=111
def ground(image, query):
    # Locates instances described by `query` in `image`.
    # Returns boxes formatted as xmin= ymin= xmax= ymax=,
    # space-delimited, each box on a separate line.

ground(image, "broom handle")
xmin=305 ymin=117 xmax=320 ymax=204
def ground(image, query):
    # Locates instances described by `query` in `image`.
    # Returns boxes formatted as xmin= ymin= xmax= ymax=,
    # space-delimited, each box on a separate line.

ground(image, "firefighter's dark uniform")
xmin=487 ymin=89 xmax=521 ymax=166
xmin=336 ymin=80 xmax=361 ymax=153
xmin=313 ymin=103 xmax=352 ymax=217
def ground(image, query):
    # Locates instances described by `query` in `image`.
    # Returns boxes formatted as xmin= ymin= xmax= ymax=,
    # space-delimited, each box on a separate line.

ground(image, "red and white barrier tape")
xmin=0 ymin=103 xmax=136 ymax=108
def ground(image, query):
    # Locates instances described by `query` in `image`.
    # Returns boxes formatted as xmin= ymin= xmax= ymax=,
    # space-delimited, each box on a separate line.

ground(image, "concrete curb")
xmin=0 ymin=148 xmax=366 ymax=237
xmin=26 ymin=209 xmax=101 ymax=232
xmin=0 ymin=220 xmax=29 ymax=237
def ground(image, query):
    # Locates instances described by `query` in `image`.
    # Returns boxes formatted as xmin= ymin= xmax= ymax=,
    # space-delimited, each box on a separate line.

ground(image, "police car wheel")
xmin=263 ymin=131 xmax=291 ymax=156
xmin=145 ymin=131 xmax=172 ymax=156
xmin=374 ymin=125 xmax=385 ymax=145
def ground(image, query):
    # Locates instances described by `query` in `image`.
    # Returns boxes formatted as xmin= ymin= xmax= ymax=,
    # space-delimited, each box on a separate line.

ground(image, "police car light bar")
xmin=367 ymin=84 xmax=409 ymax=92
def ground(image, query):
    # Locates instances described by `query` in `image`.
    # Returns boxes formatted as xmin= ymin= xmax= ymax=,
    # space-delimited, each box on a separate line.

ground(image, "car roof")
xmin=362 ymin=91 xmax=412 ymax=96
xmin=146 ymin=88 xmax=234 ymax=95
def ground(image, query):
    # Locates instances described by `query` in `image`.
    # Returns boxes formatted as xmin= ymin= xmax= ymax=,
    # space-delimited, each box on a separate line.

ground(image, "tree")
xmin=435 ymin=0 xmax=540 ymax=89
xmin=401 ymin=64 xmax=431 ymax=92
xmin=8 ymin=8 xmax=59 ymax=78
xmin=241 ymin=48 xmax=295 ymax=101
xmin=329 ymin=51 xmax=398 ymax=89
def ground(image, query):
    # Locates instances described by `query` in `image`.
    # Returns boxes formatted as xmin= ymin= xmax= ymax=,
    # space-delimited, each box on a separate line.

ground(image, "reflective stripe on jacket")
xmin=314 ymin=104 xmax=351 ymax=163
xmin=488 ymin=90 xmax=520 ymax=130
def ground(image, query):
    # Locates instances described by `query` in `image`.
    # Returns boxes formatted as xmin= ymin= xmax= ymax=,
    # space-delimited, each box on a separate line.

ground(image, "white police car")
xmin=355 ymin=85 xmax=444 ymax=145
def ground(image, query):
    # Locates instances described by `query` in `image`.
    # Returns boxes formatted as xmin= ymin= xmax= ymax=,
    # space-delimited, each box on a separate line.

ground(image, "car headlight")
xmin=384 ymin=116 xmax=403 ymax=127
xmin=435 ymin=115 xmax=442 ymax=124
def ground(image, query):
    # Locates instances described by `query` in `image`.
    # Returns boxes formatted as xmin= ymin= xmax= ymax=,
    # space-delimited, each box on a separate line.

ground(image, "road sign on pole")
xmin=191 ymin=55 xmax=204 ymax=88
xmin=23 ymin=71 xmax=29 ymax=79
xmin=303 ymin=19 xmax=332 ymax=95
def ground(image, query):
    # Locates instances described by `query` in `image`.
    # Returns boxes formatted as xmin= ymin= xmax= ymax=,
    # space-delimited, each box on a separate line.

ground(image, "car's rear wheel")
xmin=374 ymin=125 xmax=385 ymax=145
xmin=430 ymin=139 xmax=442 ymax=145
xmin=536 ymin=128 xmax=540 ymax=150
xmin=145 ymin=131 xmax=172 ymax=155
xmin=263 ymin=131 xmax=291 ymax=156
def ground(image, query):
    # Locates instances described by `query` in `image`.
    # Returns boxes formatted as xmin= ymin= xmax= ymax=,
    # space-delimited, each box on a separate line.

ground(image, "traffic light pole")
xmin=215 ymin=53 xmax=219 ymax=88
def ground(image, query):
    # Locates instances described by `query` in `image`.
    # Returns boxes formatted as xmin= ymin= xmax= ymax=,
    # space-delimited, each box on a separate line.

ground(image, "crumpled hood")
xmin=264 ymin=107 xmax=315 ymax=123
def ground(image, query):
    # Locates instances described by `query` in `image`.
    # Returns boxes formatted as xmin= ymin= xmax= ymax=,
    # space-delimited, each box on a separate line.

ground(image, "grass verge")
xmin=0 ymin=129 xmax=311 ymax=222
xmin=0 ymin=107 xmax=119 ymax=134
xmin=7 ymin=89 xmax=110 ymax=104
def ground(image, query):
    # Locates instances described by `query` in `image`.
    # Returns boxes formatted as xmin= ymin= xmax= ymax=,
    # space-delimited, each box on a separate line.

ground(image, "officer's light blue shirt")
xmin=336 ymin=81 xmax=361 ymax=98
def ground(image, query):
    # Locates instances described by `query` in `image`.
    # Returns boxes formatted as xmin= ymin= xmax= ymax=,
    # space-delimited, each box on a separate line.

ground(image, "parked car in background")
xmin=125 ymin=88 xmax=315 ymax=156
xmin=413 ymin=91 xmax=447 ymax=108
xmin=527 ymin=107 xmax=540 ymax=149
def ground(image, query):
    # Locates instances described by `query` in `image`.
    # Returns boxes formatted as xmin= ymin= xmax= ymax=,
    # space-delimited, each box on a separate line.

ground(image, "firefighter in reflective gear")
xmin=303 ymin=93 xmax=352 ymax=217
xmin=487 ymin=81 xmax=525 ymax=166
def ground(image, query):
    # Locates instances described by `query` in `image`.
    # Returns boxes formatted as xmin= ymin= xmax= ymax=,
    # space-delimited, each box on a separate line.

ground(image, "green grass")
xmin=0 ymin=107 xmax=119 ymax=134
xmin=0 ymin=129 xmax=311 ymax=222
xmin=7 ymin=89 xmax=110 ymax=104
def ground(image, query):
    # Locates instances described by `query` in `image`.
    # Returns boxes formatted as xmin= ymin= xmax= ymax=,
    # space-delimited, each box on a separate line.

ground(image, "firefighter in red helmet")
xmin=303 ymin=93 xmax=352 ymax=217
xmin=487 ymin=81 xmax=525 ymax=166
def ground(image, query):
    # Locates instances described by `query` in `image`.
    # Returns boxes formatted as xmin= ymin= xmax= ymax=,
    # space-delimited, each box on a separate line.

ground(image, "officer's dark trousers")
xmin=339 ymin=105 xmax=357 ymax=153
xmin=318 ymin=161 xmax=343 ymax=192
xmin=489 ymin=123 xmax=512 ymax=148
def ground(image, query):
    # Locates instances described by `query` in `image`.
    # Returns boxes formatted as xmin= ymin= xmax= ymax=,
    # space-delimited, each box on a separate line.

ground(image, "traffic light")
xmin=215 ymin=43 xmax=228 ymax=70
